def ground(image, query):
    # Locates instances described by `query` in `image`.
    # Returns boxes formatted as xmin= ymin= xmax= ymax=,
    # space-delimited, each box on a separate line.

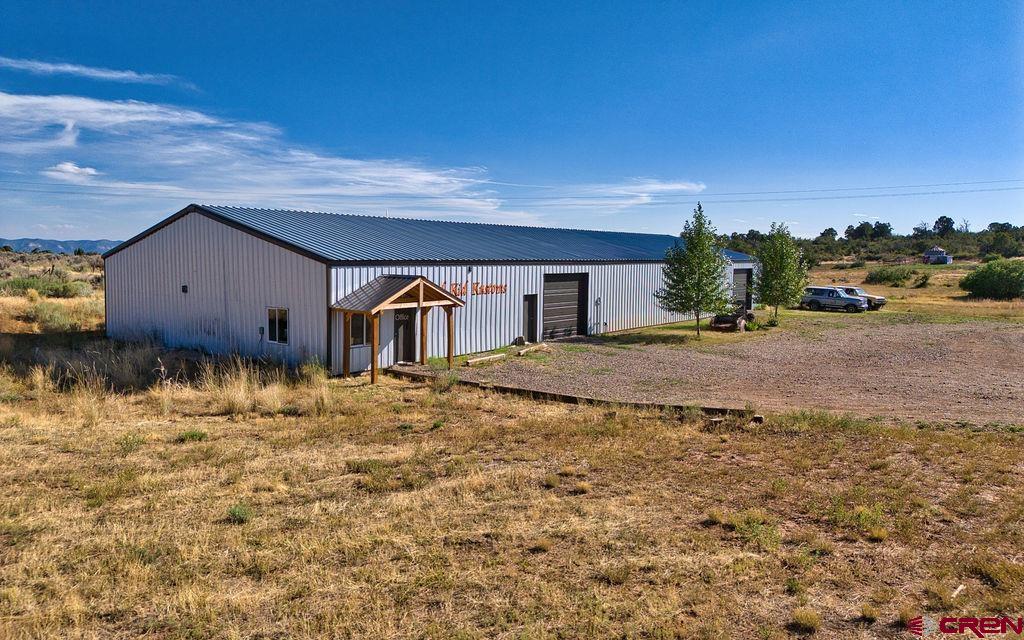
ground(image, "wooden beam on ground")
xmin=465 ymin=352 xmax=506 ymax=367
xmin=370 ymin=312 xmax=379 ymax=384
xmin=419 ymin=307 xmax=429 ymax=365
xmin=514 ymin=343 xmax=548 ymax=356
xmin=445 ymin=307 xmax=454 ymax=370
xmin=342 ymin=312 xmax=351 ymax=377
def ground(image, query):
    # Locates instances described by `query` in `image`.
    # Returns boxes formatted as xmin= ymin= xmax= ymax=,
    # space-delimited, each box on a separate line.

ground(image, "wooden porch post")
xmin=419 ymin=307 xmax=430 ymax=365
xmin=370 ymin=312 xmax=380 ymax=384
xmin=342 ymin=311 xmax=351 ymax=377
xmin=445 ymin=306 xmax=454 ymax=370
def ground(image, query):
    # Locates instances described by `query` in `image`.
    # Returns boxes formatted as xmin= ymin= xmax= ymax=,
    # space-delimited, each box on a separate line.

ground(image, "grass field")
xmin=1 ymin=259 xmax=1022 ymax=638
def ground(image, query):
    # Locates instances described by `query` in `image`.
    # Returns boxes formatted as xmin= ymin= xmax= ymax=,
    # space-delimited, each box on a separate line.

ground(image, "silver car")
xmin=800 ymin=286 xmax=868 ymax=312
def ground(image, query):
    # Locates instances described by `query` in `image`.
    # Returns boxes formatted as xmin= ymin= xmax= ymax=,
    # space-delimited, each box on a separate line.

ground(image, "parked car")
xmin=800 ymin=286 xmax=868 ymax=312
xmin=834 ymin=286 xmax=886 ymax=310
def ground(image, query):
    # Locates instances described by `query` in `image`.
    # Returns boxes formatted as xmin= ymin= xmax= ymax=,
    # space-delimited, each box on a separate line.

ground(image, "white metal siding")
xmin=330 ymin=262 xmax=748 ymax=373
xmin=105 ymin=213 xmax=327 ymax=365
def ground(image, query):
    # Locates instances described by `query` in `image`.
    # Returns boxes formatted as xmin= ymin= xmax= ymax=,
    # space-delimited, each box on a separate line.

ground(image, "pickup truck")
xmin=799 ymin=286 xmax=868 ymax=313
xmin=834 ymin=286 xmax=886 ymax=311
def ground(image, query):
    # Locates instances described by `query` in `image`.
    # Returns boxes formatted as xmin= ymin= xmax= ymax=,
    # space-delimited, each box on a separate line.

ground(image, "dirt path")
xmin=442 ymin=322 xmax=1024 ymax=424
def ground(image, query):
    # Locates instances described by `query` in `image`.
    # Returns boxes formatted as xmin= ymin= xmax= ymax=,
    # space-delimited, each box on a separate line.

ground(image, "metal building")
xmin=104 ymin=204 xmax=756 ymax=377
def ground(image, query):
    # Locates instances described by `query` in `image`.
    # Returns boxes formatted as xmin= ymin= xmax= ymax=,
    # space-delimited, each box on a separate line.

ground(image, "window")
xmin=350 ymin=314 xmax=368 ymax=346
xmin=268 ymin=308 xmax=288 ymax=344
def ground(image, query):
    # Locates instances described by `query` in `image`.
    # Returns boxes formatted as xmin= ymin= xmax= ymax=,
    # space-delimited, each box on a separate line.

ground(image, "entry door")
xmin=732 ymin=268 xmax=753 ymax=310
xmin=542 ymin=273 xmax=588 ymax=339
xmin=393 ymin=310 xmax=416 ymax=363
xmin=522 ymin=294 xmax=538 ymax=343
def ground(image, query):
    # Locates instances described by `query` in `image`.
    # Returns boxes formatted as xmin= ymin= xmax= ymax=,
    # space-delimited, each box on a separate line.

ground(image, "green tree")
xmin=655 ymin=203 xmax=731 ymax=337
xmin=754 ymin=222 xmax=808 ymax=320
xmin=933 ymin=215 xmax=956 ymax=236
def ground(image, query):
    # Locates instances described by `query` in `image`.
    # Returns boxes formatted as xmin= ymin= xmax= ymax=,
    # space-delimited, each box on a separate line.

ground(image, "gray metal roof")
xmin=105 ymin=204 xmax=757 ymax=264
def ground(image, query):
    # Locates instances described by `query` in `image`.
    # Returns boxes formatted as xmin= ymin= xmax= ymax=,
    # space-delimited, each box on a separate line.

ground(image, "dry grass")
xmin=0 ymin=257 xmax=1021 ymax=637
xmin=0 ymin=359 xmax=1021 ymax=638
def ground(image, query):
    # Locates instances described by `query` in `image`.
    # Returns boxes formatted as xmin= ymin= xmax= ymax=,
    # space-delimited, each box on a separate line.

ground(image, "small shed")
xmin=922 ymin=246 xmax=953 ymax=264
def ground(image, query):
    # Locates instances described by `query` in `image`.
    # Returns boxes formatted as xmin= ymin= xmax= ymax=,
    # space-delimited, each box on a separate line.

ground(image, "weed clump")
xmin=175 ymin=429 xmax=208 ymax=443
xmin=790 ymin=607 xmax=821 ymax=634
xmin=226 ymin=502 xmax=254 ymax=524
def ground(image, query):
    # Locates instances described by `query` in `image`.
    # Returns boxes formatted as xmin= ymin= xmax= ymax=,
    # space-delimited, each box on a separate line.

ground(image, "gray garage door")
xmin=542 ymin=273 xmax=587 ymax=339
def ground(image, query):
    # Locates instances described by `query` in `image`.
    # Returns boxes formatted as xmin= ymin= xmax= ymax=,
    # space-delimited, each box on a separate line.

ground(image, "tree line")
xmin=721 ymin=216 xmax=1024 ymax=266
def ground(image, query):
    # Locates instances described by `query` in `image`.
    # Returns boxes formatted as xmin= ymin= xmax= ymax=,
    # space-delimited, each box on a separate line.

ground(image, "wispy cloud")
xmin=0 ymin=87 xmax=707 ymax=237
xmin=0 ymin=89 xmax=537 ymax=230
xmin=852 ymin=212 xmax=880 ymax=220
xmin=0 ymin=56 xmax=191 ymax=88
xmin=42 ymin=161 xmax=100 ymax=183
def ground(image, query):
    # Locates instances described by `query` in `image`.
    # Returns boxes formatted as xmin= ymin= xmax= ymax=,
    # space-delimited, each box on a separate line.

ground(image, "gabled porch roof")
xmin=332 ymin=275 xmax=465 ymax=315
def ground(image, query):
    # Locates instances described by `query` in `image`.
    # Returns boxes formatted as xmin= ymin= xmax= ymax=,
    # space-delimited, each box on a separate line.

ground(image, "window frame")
xmin=267 ymin=307 xmax=289 ymax=345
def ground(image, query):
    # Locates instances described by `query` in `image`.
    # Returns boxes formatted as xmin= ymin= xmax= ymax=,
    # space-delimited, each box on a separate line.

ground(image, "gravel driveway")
xmin=424 ymin=321 xmax=1024 ymax=424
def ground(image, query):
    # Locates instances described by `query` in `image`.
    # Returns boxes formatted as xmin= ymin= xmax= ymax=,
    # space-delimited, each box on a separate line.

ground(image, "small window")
xmin=350 ymin=314 xmax=368 ymax=346
xmin=268 ymin=308 xmax=288 ymax=344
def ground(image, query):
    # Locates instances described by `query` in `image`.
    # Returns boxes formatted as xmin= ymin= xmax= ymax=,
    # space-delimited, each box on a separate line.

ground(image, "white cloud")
xmin=42 ymin=161 xmax=100 ymax=183
xmin=0 ymin=56 xmax=189 ymax=87
xmin=0 ymin=89 xmax=538 ymax=228
xmin=852 ymin=212 xmax=880 ymax=220
xmin=0 ymin=88 xmax=707 ymax=235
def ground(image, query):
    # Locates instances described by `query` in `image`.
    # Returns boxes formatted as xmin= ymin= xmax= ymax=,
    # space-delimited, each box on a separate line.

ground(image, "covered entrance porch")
xmin=332 ymin=275 xmax=464 ymax=383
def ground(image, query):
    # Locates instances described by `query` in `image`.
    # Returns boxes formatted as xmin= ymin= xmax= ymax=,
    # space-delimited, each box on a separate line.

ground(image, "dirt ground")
xmin=447 ymin=319 xmax=1024 ymax=425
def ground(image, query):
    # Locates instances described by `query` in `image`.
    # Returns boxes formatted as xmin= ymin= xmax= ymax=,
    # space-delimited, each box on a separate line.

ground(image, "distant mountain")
xmin=0 ymin=238 xmax=122 ymax=254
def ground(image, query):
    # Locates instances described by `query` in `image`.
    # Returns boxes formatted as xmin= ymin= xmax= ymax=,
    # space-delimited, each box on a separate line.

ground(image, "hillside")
xmin=0 ymin=237 xmax=121 ymax=254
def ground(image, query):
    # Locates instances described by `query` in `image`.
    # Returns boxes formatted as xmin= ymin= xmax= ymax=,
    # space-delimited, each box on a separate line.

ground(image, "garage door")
xmin=542 ymin=273 xmax=587 ymax=339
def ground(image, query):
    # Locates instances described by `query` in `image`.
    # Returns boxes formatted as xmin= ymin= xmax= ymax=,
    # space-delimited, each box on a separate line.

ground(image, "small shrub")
xmin=541 ymin=473 xmax=561 ymax=489
xmin=864 ymin=265 xmax=916 ymax=286
xmin=226 ymin=502 xmax=254 ymax=524
xmin=897 ymin=606 xmax=917 ymax=627
xmin=859 ymin=603 xmax=879 ymax=623
xmin=866 ymin=527 xmax=889 ymax=542
xmin=429 ymin=369 xmax=459 ymax=394
xmin=703 ymin=509 xmax=726 ymax=526
xmin=790 ymin=607 xmax=821 ymax=634
xmin=912 ymin=273 xmax=930 ymax=288
xmin=527 ymin=537 xmax=553 ymax=553
xmin=850 ymin=259 xmax=866 ymax=268
xmin=982 ymin=253 xmax=1001 ymax=263
xmin=116 ymin=432 xmax=145 ymax=455
xmin=297 ymin=360 xmax=328 ymax=386
xmin=175 ymin=429 xmax=208 ymax=443
xmin=25 ymin=302 xmax=76 ymax=332
xmin=959 ymin=259 xmax=1024 ymax=300
xmin=571 ymin=480 xmax=592 ymax=495
xmin=727 ymin=508 xmax=781 ymax=551
xmin=1 ymin=276 xmax=90 ymax=298
xmin=969 ymin=555 xmax=1024 ymax=590
xmin=785 ymin=577 xmax=805 ymax=596
xmin=599 ymin=563 xmax=631 ymax=585
xmin=345 ymin=459 xmax=389 ymax=475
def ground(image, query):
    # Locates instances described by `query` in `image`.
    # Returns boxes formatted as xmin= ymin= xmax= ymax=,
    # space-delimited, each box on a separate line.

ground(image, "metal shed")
xmin=104 ymin=204 xmax=757 ymax=377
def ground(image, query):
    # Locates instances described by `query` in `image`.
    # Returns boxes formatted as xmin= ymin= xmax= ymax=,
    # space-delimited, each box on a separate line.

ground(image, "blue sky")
xmin=0 ymin=1 xmax=1021 ymax=240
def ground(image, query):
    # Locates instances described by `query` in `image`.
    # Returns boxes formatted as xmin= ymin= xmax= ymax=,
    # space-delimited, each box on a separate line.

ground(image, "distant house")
xmin=922 ymin=246 xmax=953 ymax=264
